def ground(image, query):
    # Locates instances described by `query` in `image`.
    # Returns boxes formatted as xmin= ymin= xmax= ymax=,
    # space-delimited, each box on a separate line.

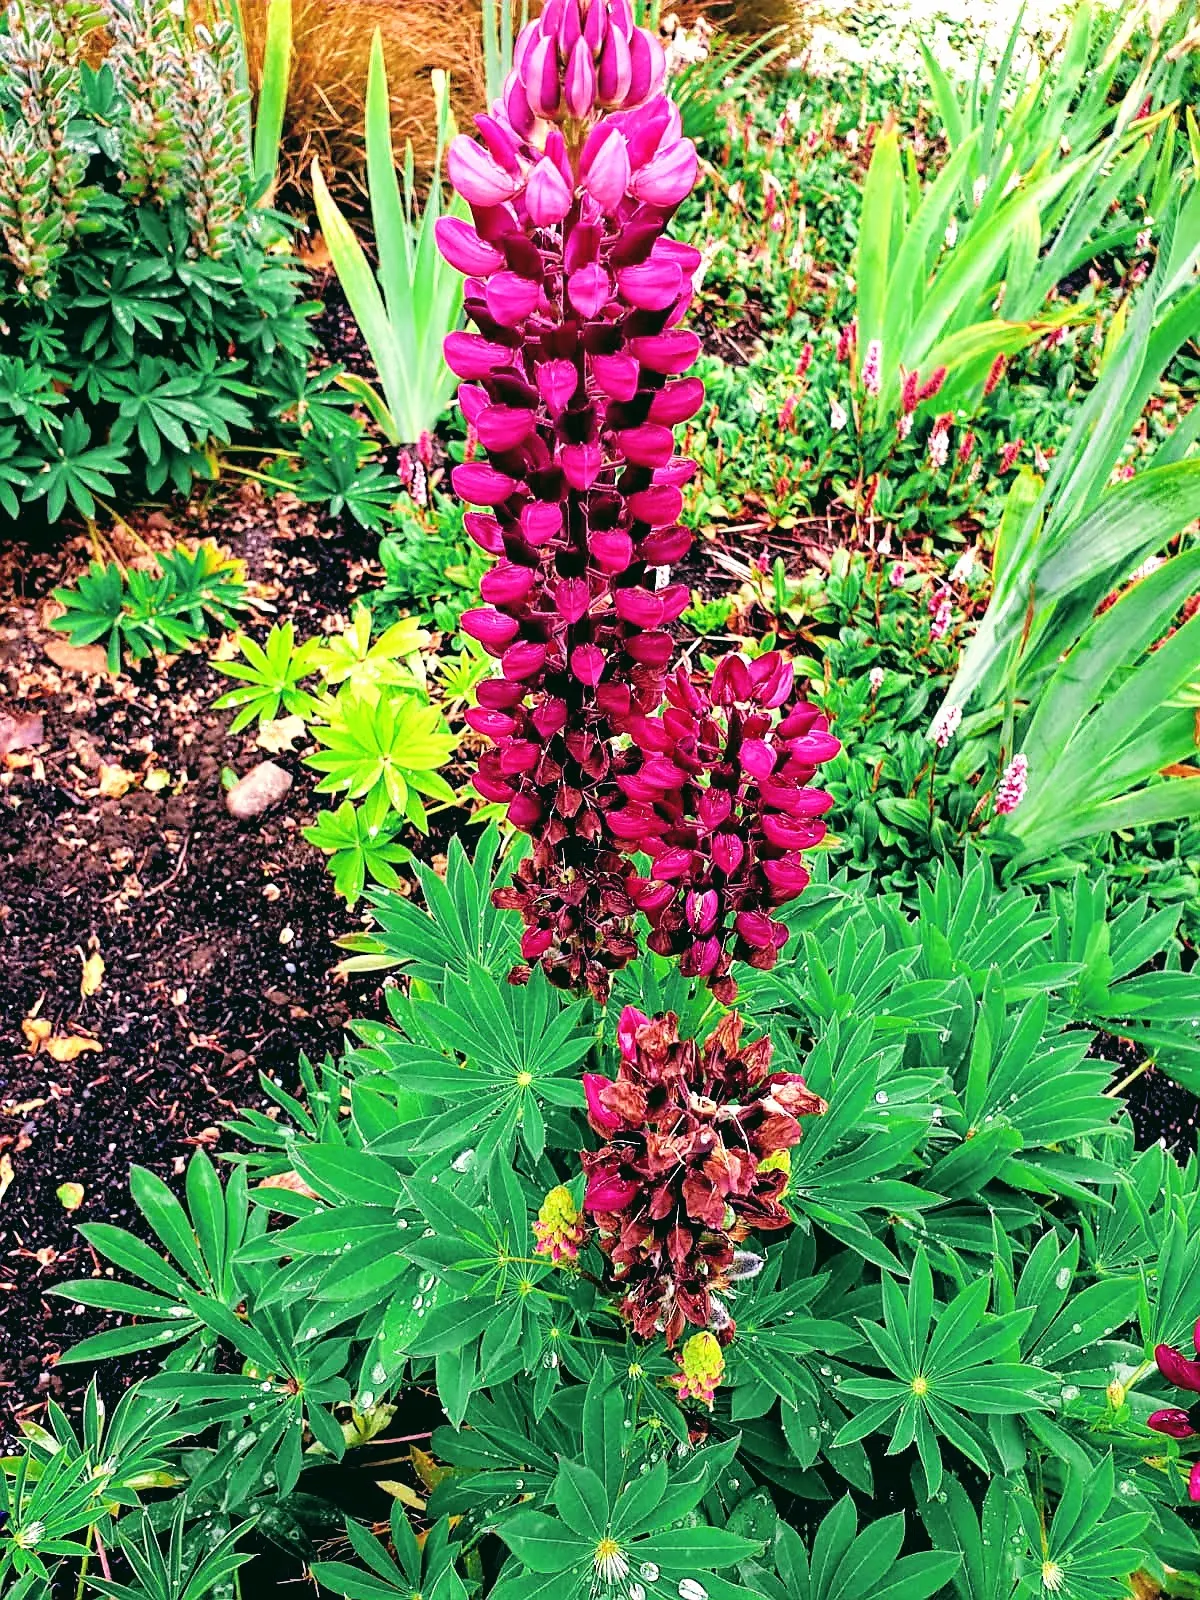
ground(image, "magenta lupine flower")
xmin=610 ymin=652 xmax=838 ymax=1001
xmin=1148 ymin=1321 xmax=1200 ymax=1501
xmin=860 ymin=338 xmax=882 ymax=396
xmin=440 ymin=0 xmax=835 ymax=1002
xmin=994 ymin=753 xmax=1028 ymax=816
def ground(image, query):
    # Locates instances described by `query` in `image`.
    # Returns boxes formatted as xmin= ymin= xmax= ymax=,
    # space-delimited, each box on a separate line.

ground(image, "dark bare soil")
xmin=0 ymin=488 xmax=394 ymax=1439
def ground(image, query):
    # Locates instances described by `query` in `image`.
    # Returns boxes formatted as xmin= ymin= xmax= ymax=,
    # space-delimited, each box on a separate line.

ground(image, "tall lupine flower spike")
xmin=582 ymin=1008 xmax=826 ymax=1344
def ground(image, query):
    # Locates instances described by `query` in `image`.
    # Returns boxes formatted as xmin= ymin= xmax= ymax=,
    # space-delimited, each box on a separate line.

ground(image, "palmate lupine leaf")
xmin=212 ymin=620 xmax=324 ymax=730
xmin=835 ymin=1246 xmax=1050 ymax=1494
xmin=302 ymin=793 xmax=411 ymax=905
xmin=312 ymin=1508 xmax=467 ymax=1600
xmin=492 ymin=1370 xmax=759 ymax=1600
xmin=743 ymin=1500 xmax=960 ymax=1600
xmin=349 ymin=822 xmax=527 ymax=984
xmin=306 ymin=690 xmax=457 ymax=822
xmin=349 ymin=963 xmax=592 ymax=1168
xmin=51 ymin=1152 xmax=258 ymax=1365
xmin=1013 ymin=1455 xmax=1148 ymax=1600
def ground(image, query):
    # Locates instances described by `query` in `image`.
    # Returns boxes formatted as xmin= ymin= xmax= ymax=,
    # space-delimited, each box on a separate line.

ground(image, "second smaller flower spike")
xmin=582 ymin=1008 xmax=826 ymax=1345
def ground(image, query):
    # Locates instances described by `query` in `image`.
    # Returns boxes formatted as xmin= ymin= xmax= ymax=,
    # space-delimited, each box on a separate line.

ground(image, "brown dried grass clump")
xmin=685 ymin=0 xmax=803 ymax=34
xmin=239 ymin=0 xmax=490 ymax=217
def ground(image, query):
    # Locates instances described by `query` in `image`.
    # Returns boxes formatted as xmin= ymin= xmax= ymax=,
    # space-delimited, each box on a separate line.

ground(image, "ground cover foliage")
xmin=2 ymin=0 xmax=1200 ymax=1597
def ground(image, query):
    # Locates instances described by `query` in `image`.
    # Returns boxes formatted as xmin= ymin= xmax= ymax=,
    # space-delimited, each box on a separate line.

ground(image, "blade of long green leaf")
xmin=311 ymin=157 xmax=403 ymax=445
xmin=253 ymin=0 xmax=291 ymax=200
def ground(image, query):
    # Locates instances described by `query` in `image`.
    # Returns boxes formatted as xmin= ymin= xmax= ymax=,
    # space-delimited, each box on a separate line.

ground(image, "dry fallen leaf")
xmin=22 ymin=1016 xmax=52 ymax=1053
xmin=2 ymin=1097 xmax=47 ymax=1117
xmin=0 ymin=710 xmax=43 ymax=758
xmin=259 ymin=1170 xmax=320 ymax=1201
xmin=0 ymin=1154 xmax=13 ymax=1204
xmin=57 ymin=1181 xmax=85 ymax=1211
xmin=97 ymin=763 xmax=135 ymax=798
xmin=255 ymin=715 xmax=308 ymax=754
xmin=80 ymin=950 xmax=105 ymax=998
xmin=45 ymin=1034 xmax=102 ymax=1062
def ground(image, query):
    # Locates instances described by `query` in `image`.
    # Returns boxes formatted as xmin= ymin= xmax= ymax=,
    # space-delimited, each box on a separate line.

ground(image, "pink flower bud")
xmin=503 ymin=72 xmax=536 ymax=137
xmin=435 ymin=216 xmax=505 ymax=275
xmin=447 ymin=134 xmax=522 ymax=207
xmin=628 ymin=330 xmax=700 ymax=374
xmin=583 ymin=128 xmax=631 ymax=209
xmin=761 ymin=855 xmax=811 ymax=895
xmin=614 ymin=586 xmax=665 ymax=628
xmin=564 ymin=36 xmax=597 ymax=117
xmin=589 ymin=529 xmax=634 ymax=571
xmin=461 ymin=606 xmax=520 ymax=652
xmin=617 ymin=258 xmax=684 ymax=311
xmin=585 ymin=1170 xmax=639 ymax=1212
xmin=616 ymin=424 xmax=675 ymax=467
xmin=501 ymin=641 xmax=548 ymax=680
xmin=648 ymin=378 xmax=704 ymax=424
xmin=537 ymin=359 xmax=578 ymax=412
xmin=507 ymin=793 xmax=543 ymax=830
xmin=761 ymin=804 xmax=832 ymax=849
xmin=741 ymin=739 xmax=776 ymax=779
xmin=463 ymin=512 xmax=504 ymax=554
xmin=521 ymin=926 xmax=555 ymax=961
xmin=555 ymin=577 xmax=590 ymax=623
xmin=464 ymin=706 xmax=517 ymax=740
xmin=561 ymin=442 xmax=603 ymax=489
xmin=591 ymin=351 xmax=640 ymax=399
xmin=630 ymin=138 xmax=698 ymax=207
xmin=686 ymin=889 xmax=719 ymax=934
xmin=596 ymin=25 xmax=632 ymax=105
xmin=452 ymin=461 xmax=519 ymax=506
xmin=485 ymin=271 xmax=541 ymax=326
xmin=479 ymin=562 xmax=536 ymax=607
xmin=627 ymin=28 xmax=666 ymax=105
xmin=571 ymin=643 xmax=606 ymax=684
xmin=526 ymin=156 xmax=574 ymax=225
xmin=628 ymin=483 xmax=683 ymax=524
xmin=735 ymin=910 xmax=782 ymax=951
xmin=568 ymin=262 xmax=611 ymax=317
xmin=475 ymin=404 xmax=537 ymax=451
xmin=639 ymin=525 xmax=691 ymax=564
xmin=524 ymin=35 xmax=562 ymax=119
xmin=521 ymin=502 xmax=563 ymax=545
xmin=557 ymin=0 xmax=582 ymax=53
xmin=444 ymin=331 xmax=513 ymax=380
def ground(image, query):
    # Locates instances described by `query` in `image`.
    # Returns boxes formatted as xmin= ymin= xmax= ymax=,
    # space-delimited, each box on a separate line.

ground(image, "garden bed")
xmin=0 ymin=499 xmax=382 ymax=1438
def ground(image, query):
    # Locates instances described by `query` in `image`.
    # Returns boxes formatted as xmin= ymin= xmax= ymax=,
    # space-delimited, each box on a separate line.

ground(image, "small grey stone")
xmin=225 ymin=760 xmax=292 ymax=820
